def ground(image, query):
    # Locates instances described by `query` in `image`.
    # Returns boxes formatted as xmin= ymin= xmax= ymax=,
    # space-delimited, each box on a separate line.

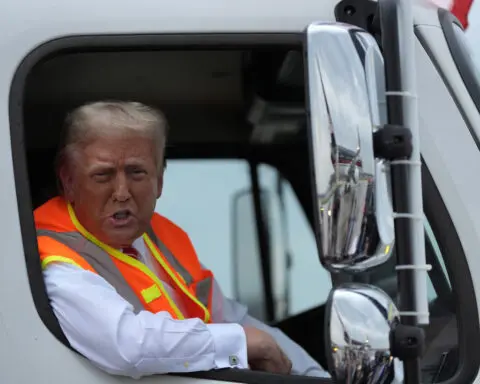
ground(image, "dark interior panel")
xmin=23 ymin=49 xmax=306 ymax=149
xmin=273 ymin=305 xmax=328 ymax=370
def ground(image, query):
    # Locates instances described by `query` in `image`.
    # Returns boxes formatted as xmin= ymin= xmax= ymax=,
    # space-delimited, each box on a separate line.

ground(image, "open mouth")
xmin=113 ymin=210 xmax=131 ymax=220
xmin=110 ymin=209 xmax=133 ymax=226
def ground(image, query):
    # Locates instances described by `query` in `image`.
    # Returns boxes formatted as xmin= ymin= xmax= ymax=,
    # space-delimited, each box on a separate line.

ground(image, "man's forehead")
xmin=71 ymin=144 xmax=153 ymax=168
xmin=84 ymin=136 xmax=156 ymax=155
xmin=81 ymin=149 xmax=153 ymax=164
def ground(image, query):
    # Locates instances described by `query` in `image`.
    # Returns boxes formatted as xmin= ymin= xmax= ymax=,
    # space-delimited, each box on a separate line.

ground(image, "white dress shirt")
xmin=43 ymin=237 xmax=330 ymax=379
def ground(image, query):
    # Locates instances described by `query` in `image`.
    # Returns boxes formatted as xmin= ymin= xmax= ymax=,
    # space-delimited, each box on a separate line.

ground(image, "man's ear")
xmin=59 ymin=164 xmax=75 ymax=202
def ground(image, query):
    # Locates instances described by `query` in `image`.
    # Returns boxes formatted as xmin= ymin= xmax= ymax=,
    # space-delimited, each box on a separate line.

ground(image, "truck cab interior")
xmin=14 ymin=35 xmax=459 ymax=383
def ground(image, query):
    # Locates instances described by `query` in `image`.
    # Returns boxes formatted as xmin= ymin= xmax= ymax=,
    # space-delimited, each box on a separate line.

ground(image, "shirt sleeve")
xmin=43 ymin=262 xmax=249 ymax=379
xmin=209 ymin=273 xmax=330 ymax=378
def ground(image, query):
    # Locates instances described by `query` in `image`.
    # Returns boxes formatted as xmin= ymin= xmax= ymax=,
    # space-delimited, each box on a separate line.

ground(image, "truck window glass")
xmin=157 ymin=159 xmax=250 ymax=297
xmin=257 ymin=163 xmax=332 ymax=319
xmin=157 ymin=159 xmax=332 ymax=321
xmin=425 ymin=218 xmax=451 ymax=288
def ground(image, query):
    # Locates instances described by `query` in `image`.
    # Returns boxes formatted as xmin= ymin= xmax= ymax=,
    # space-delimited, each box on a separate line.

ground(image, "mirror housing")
xmin=325 ymin=283 xmax=402 ymax=383
xmin=305 ymin=22 xmax=394 ymax=273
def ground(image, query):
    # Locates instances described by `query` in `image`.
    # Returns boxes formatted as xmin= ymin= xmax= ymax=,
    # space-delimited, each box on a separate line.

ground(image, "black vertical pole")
xmin=250 ymin=162 xmax=275 ymax=323
xmin=379 ymin=0 xmax=422 ymax=383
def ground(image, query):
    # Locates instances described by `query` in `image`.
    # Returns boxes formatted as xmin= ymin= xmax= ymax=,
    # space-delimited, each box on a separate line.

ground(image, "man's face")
xmin=60 ymin=133 xmax=163 ymax=248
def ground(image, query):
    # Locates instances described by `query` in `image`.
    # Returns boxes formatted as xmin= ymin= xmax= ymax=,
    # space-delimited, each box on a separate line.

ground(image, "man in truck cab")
xmin=33 ymin=100 xmax=328 ymax=379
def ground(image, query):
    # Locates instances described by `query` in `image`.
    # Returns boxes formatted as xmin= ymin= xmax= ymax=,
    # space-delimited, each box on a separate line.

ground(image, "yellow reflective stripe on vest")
xmin=146 ymin=227 xmax=193 ymax=286
xmin=41 ymin=255 xmax=83 ymax=270
xmin=66 ymin=203 xmax=185 ymax=320
xmin=141 ymin=284 xmax=162 ymax=303
xmin=143 ymin=234 xmax=211 ymax=323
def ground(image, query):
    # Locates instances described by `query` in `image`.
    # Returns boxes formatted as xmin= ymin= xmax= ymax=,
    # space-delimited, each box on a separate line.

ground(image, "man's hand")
xmin=243 ymin=326 xmax=292 ymax=375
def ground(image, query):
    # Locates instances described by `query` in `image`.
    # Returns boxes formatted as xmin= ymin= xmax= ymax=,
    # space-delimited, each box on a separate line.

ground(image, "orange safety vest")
xmin=34 ymin=196 xmax=213 ymax=323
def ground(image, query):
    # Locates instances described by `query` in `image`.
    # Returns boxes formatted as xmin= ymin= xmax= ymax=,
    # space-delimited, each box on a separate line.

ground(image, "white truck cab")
xmin=1 ymin=0 xmax=480 ymax=383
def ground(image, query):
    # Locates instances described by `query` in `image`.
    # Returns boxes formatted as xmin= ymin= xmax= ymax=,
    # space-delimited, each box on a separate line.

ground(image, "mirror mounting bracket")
xmin=334 ymin=0 xmax=381 ymax=40
xmin=373 ymin=124 xmax=413 ymax=160
xmin=390 ymin=323 xmax=426 ymax=361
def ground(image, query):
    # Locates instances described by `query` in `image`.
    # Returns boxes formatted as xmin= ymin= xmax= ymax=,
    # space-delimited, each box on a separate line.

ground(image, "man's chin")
xmin=101 ymin=228 xmax=141 ymax=249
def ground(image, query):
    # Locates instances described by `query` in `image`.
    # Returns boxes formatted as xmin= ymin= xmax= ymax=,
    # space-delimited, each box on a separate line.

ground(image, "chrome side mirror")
xmin=325 ymin=283 xmax=403 ymax=383
xmin=305 ymin=22 xmax=394 ymax=273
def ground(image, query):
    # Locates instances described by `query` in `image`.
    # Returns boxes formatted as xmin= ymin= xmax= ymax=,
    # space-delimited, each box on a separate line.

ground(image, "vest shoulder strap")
xmin=37 ymin=229 xmax=145 ymax=314
xmin=38 ymin=234 xmax=97 ymax=272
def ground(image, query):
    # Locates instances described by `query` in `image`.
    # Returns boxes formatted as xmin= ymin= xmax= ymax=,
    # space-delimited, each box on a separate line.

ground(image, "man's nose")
xmin=112 ymin=174 xmax=131 ymax=202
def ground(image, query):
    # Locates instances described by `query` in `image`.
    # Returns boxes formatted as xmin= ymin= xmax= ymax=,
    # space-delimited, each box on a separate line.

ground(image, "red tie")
xmin=122 ymin=247 xmax=140 ymax=260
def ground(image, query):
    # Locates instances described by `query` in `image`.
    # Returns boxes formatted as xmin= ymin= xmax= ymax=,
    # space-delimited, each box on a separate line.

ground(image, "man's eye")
xmin=93 ymin=173 xmax=110 ymax=181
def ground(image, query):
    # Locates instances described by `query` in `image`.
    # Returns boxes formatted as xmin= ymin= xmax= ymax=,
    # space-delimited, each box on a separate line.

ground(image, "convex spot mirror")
xmin=305 ymin=22 xmax=395 ymax=273
xmin=326 ymin=283 xmax=404 ymax=383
